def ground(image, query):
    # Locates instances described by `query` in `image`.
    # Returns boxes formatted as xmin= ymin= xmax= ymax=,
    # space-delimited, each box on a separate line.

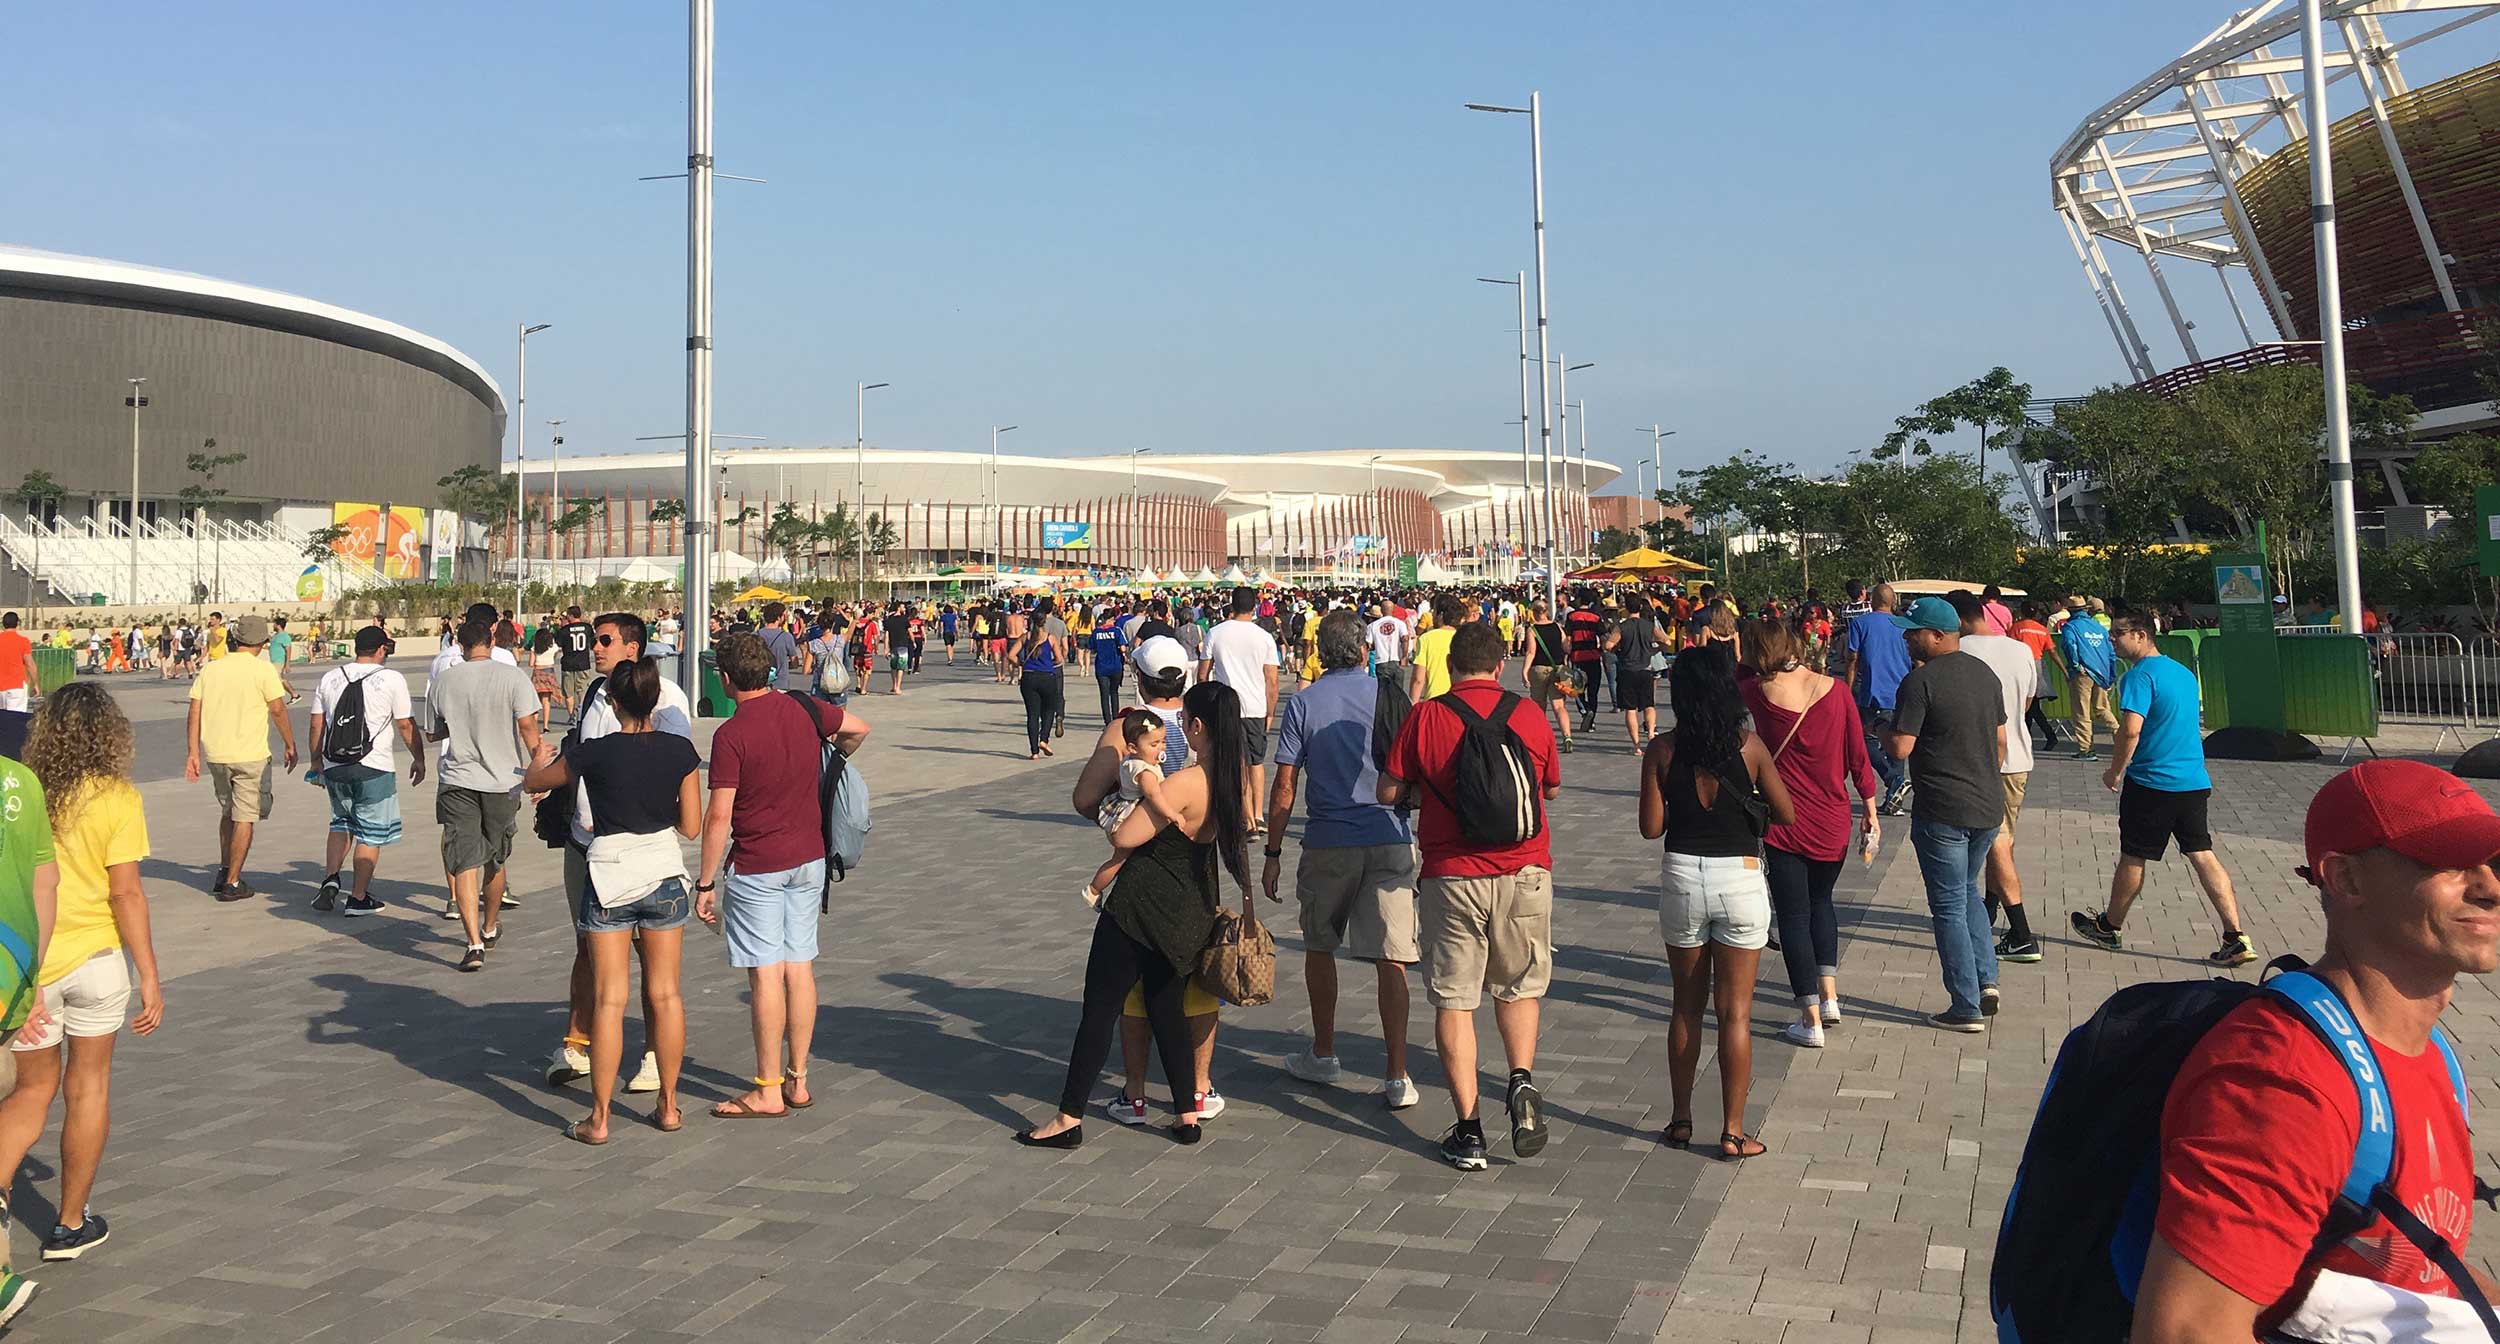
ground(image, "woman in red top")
xmin=1738 ymin=620 xmax=1881 ymax=1048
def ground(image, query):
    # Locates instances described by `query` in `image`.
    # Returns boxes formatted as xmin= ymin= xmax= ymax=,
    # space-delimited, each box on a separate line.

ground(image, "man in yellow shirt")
xmin=1406 ymin=594 xmax=1468 ymax=703
xmin=185 ymin=616 xmax=296 ymax=900
xmin=204 ymin=613 xmax=228 ymax=661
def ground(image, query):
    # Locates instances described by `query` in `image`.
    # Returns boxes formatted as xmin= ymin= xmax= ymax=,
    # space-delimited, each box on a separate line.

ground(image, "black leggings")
xmin=1057 ymin=913 xmax=1199 ymax=1117
xmin=2024 ymin=698 xmax=2056 ymax=748
xmin=1020 ymin=670 xmax=1065 ymax=753
xmin=1765 ymin=844 xmax=1844 ymax=1003
xmin=1097 ymin=673 xmax=1124 ymax=725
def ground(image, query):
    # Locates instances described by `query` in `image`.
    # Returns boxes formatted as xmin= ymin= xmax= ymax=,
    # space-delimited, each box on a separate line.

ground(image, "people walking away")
xmin=1089 ymin=605 xmax=1128 ymax=725
xmin=308 ymin=627 xmax=422 ymax=915
xmin=1017 ymin=680 xmax=1252 ymax=1150
xmin=755 ymin=601 xmax=800 ymax=688
xmin=1603 ymin=597 xmax=1662 ymax=750
xmin=1641 ymin=642 xmax=1794 ymax=1158
xmin=1841 ymin=583 xmax=1913 ymax=815
xmin=1407 ymin=594 xmax=1466 ymax=706
xmin=1379 ymin=622 xmax=1560 ymax=1171
xmin=1883 ymin=597 xmax=2005 ymax=1032
xmin=552 ymin=605 xmax=595 ymax=720
xmin=521 ymin=655 xmax=697 ymax=1143
xmin=1269 ymin=610 xmax=1421 ymax=1110
xmin=1565 ymin=591 xmax=1607 ymax=732
xmin=1014 ymin=599 xmax=1069 ymax=759
xmin=2054 ymin=593 xmax=2118 ymax=760
xmin=184 ymin=615 xmax=296 ymax=901
xmin=1522 ymin=601 xmax=1576 ymax=754
xmin=2069 ymin=614 xmax=2254 ymax=967
xmin=2009 ymin=601 xmax=2058 ymax=750
xmin=1950 ymin=591 xmax=2043 ymax=964
xmin=528 ymin=627 xmax=561 ymax=730
xmin=1738 ymin=621 xmax=1879 ymax=1049
xmin=693 ymin=633 xmax=870 ymax=1119
xmin=2 ymin=685 xmax=163 ymax=1264
xmin=0 ymin=746 xmax=54 ymax=1324
xmin=1201 ymin=588 xmax=1282 ymax=828
xmin=0 ymin=614 xmax=34 ymax=714
xmin=426 ymin=621 xmax=544 ymax=969
xmin=882 ymin=602 xmax=912 ymax=696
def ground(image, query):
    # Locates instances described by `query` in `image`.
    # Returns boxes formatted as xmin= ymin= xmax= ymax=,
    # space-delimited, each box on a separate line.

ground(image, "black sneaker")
xmin=482 ymin=927 xmax=501 ymax=949
xmin=1438 ymin=1121 xmax=1488 ymax=1172
xmin=344 ymin=895 xmax=383 ymax=918
xmin=1878 ymin=781 xmax=1912 ymax=816
xmin=312 ymin=875 xmax=341 ymax=913
xmin=2209 ymin=933 xmax=2257 ymax=968
xmin=1995 ymin=933 xmax=2043 ymax=963
xmin=39 ymin=1213 xmax=107 ymax=1262
xmin=498 ymin=893 xmax=520 ymax=910
xmin=1981 ymin=986 xmax=2000 ymax=1017
xmin=1506 ymin=1076 xmax=1547 ymax=1158
xmin=212 ymin=879 xmax=254 ymax=904
xmin=2070 ymin=909 xmax=2123 ymax=950
xmin=459 ymin=946 xmax=485 ymax=973
xmin=1929 ymin=1010 xmax=1987 ymax=1034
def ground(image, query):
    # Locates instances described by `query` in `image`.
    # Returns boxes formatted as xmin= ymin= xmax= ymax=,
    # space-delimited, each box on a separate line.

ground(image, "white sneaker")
xmin=624 ymin=1051 xmax=660 ymax=1093
xmin=439 ymin=898 xmax=462 ymax=922
xmin=1782 ymin=1020 xmax=1827 ymax=1049
xmin=544 ymin=1044 xmax=590 ymax=1087
xmin=1822 ymin=997 xmax=1844 ymax=1028
xmin=1380 ymin=1076 xmax=1421 ymax=1110
xmin=1193 ymin=1090 xmax=1226 ymax=1121
xmin=1104 ymin=1095 xmax=1151 ymax=1126
xmin=1285 ymin=1050 xmax=1344 ymax=1086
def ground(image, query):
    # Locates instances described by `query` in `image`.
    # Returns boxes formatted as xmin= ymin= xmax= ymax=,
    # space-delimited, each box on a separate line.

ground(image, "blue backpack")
xmin=1991 ymin=958 xmax=2497 ymax=1343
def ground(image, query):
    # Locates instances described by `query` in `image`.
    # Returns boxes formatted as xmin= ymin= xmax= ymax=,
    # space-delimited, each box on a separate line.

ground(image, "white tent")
xmin=1254 ymin=569 xmax=1283 ymax=588
xmin=712 ymin=551 xmax=759 ymax=579
xmin=1191 ymin=566 xmax=1218 ymax=584
xmin=1164 ymin=566 xmax=1192 ymax=583
xmin=615 ymin=557 xmax=674 ymax=584
xmin=1220 ymin=564 xmax=1250 ymax=584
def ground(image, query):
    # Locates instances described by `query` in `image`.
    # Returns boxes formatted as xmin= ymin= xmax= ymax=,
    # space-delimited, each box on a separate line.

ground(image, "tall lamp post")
xmin=2303 ymin=0 xmax=2363 ymax=634
xmin=854 ymin=380 xmax=889 ymax=509
xmin=1476 ymin=274 xmax=1532 ymax=548
xmin=514 ymin=322 xmax=551 ymax=616
xmin=545 ymin=419 xmax=567 ymax=568
xmin=1555 ymin=359 xmax=1593 ymax=555
xmin=1465 ymin=93 xmax=1557 ymax=611
xmin=990 ymin=425 xmax=1018 ymax=568
xmin=1129 ymin=445 xmax=1153 ymax=571
xmin=125 ymin=377 xmax=149 ymax=605
xmin=1366 ymin=454 xmax=1385 ymax=579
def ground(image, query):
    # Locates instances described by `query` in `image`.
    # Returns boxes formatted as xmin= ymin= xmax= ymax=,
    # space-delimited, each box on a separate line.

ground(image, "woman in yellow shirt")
xmin=13 ymin=683 xmax=163 ymax=1262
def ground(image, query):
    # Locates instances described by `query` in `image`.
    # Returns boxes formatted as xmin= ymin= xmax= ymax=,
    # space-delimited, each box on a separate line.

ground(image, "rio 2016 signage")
xmin=1043 ymin=521 xmax=1093 ymax=551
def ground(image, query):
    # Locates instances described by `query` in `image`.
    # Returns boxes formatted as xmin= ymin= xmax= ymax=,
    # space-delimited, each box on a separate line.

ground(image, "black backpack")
xmin=1424 ymin=690 xmax=1542 ymax=847
xmin=320 ymin=668 xmax=380 ymax=767
xmin=1372 ymin=674 xmax=1416 ymax=815
xmin=1991 ymin=956 xmax=2495 ymax=1343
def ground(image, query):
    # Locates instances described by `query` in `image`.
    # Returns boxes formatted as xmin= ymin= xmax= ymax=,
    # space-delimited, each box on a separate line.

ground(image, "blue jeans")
xmin=1910 ymin=816 xmax=1999 ymax=1019
xmin=1864 ymin=703 xmax=1906 ymax=797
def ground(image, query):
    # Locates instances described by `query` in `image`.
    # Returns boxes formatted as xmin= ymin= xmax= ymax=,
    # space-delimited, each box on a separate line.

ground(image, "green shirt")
xmin=0 ymin=760 xmax=52 ymax=1031
xmin=268 ymin=632 xmax=295 ymax=667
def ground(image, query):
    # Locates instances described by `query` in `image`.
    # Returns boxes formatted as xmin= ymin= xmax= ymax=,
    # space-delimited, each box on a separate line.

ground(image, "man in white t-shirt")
xmin=1366 ymin=605 xmax=1409 ymax=680
xmin=543 ymin=610 xmax=695 ymax=1093
xmin=426 ymin=602 xmax=517 ymax=703
xmin=1200 ymin=586 xmax=1283 ymax=829
xmin=309 ymin=626 xmax=422 ymax=915
xmin=1953 ymin=591 xmax=2042 ymax=964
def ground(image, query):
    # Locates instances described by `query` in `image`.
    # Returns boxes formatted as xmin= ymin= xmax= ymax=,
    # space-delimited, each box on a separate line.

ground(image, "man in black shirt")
xmin=1564 ymin=593 xmax=1607 ymax=733
xmin=555 ymin=605 xmax=596 ymax=720
xmin=881 ymin=602 xmax=913 ymax=696
xmin=1885 ymin=596 xmax=2008 ymax=1033
xmin=1132 ymin=598 xmax=1177 ymax=646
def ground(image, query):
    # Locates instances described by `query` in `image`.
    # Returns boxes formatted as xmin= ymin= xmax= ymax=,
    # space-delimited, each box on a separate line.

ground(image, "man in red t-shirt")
xmin=1379 ymin=622 xmax=1561 ymax=1172
xmin=695 ymin=632 xmax=870 ymax=1121
xmin=2139 ymin=759 xmax=2500 ymax=1339
xmin=0 ymin=612 xmax=36 ymax=713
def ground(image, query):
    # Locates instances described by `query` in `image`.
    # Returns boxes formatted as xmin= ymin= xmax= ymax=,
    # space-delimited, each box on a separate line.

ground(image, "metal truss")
xmin=2049 ymin=1 xmax=2497 ymax=372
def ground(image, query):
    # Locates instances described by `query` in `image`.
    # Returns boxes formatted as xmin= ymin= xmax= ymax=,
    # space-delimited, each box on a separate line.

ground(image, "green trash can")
xmin=696 ymin=650 xmax=730 ymax=719
xmin=30 ymin=647 xmax=75 ymax=697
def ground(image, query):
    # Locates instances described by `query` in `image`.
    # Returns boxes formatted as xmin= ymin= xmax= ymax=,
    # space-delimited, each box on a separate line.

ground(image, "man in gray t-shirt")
xmin=426 ymin=620 xmax=545 ymax=967
xmin=1883 ymin=597 xmax=2007 ymax=1032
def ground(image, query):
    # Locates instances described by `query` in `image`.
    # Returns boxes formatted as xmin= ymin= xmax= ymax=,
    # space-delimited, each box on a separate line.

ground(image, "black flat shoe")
xmin=1169 ymin=1122 xmax=1202 ymax=1145
xmin=1014 ymin=1126 xmax=1083 ymax=1150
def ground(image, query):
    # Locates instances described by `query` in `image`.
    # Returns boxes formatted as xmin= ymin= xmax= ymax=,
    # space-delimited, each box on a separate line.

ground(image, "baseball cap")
xmin=1132 ymin=635 xmax=1189 ymax=678
xmin=230 ymin=615 xmax=271 ymax=647
xmin=2302 ymin=759 xmax=2500 ymax=882
xmin=355 ymin=626 xmax=396 ymax=655
xmin=1889 ymin=597 xmax=1958 ymax=633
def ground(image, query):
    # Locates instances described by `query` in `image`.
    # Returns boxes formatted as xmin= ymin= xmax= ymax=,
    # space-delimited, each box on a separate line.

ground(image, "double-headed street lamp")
xmin=855 ymin=380 xmax=889 ymax=510
xmin=1475 ymin=275 xmax=1533 ymax=546
xmin=1465 ymin=93 xmax=1557 ymax=610
xmin=990 ymin=425 xmax=1019 ymax=566
xmin=514 ymin=321 xmax=552 ymax=612
xmin=125 ymin=377 xmax=149 ymax=604
xmin=1555 ymin=358 xmax=1593 ymax=552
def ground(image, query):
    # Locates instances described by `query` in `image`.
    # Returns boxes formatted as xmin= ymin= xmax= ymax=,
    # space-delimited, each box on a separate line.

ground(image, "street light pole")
xmin=1476 ymin=274 xmax=1532 ymax=552
xmin=1466 ymin=93 xmax=1557 ymax=611
xmin=125 ymin=377 xmax=148 ymax=606
xmin=1130 ymin=445 xmax=1153 ymax=571
xmin=514 ymin=322 xmax=550 ymax=617
xmin=546 ymin=419 xmax=567 ymax=568
xmin=854 ymin=380 xmax=888 ymax=510
xmin=1554 ymin=359 xmax=1592 ymax=557
xmin=1367 ymin=454 xmax=1385 ymax=579
xmin=678 ymin=0 xmax=715 ymax=699
xmin=991 ymin=425 xmax=1018 ymax=567
xmin=2303 ymin=0 xmax=2363 ymax=635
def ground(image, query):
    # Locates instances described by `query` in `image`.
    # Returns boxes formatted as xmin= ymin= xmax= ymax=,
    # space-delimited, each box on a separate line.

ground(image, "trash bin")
xmin=697 ymin=649 xmax=730 ymax=718
xmin=30 ymin=648 xmax=75 ymax=696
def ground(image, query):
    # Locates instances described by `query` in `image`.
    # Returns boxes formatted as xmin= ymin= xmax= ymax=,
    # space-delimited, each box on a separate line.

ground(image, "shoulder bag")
xmin=1199 ymin=892 xmax=1276 ymax=1007
xmin=1532 ymin=627 xmax=1576 ymax=697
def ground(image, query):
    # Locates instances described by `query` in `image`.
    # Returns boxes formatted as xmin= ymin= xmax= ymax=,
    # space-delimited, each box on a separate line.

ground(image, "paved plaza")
xmin=13 ymin=656 xmax=2500 ymax=1343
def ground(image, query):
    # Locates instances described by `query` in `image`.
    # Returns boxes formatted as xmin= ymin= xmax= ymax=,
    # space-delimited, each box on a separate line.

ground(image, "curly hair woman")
xmin=0 ymin=682 xmax=163 ymax=1262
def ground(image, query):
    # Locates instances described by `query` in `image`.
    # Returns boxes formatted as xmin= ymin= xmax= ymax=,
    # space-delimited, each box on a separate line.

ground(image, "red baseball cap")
xmin=2302 ymin=760 xmax=2500 ymax=882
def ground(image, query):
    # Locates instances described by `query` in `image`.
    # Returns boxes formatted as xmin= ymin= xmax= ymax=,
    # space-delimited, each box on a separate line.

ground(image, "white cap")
xmin=1132 ymin=634 xmax=1190 ymax=678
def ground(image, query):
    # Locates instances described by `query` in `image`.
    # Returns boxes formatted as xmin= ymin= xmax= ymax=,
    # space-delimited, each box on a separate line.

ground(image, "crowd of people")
xmin=0 ymin=567 xmax=2487 ymax=1338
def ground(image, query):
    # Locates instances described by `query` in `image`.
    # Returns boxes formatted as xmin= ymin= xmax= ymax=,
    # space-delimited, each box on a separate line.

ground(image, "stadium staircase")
xmin=0 ymin=513 xmax=382 ymax=607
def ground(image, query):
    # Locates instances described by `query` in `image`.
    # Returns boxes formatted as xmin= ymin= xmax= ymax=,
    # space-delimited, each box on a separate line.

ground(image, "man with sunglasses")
xmin=542 ymin=613 xmax=694 ymax=1091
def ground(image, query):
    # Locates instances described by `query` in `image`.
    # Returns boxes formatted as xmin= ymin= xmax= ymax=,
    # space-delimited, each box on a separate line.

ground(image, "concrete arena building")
xmin=511 ymin=447 xmax=1622 ymax=579
xmin=0 ymin=244 xmax=506 ymax=603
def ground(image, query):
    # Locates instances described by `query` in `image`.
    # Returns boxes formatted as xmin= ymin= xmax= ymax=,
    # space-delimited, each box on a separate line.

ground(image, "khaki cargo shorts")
xmin=209 ymin=759 xmax=274 ymax=823
xmin=1296 ymin=842 xmax=1420 ymax=963
xmin=1419 ymin=865 xmax=1552 ymax=1011
xmin=2002 ymin=771 xmax=2030 ymax=833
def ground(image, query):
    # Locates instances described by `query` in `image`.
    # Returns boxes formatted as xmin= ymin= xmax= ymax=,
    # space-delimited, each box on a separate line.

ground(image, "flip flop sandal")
xmin=1662 ymin=1118 xmax=1695 ymax=1147
xmin=650 ymin=1111 xmax=685 ymax=1133
xmin=562 ymin=1120 xmax=609 ymax=1146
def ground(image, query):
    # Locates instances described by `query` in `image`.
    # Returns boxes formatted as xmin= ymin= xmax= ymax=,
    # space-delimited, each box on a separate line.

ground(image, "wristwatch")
xmin=695 ymin=879 xmax=717 ymax=893
xmin=1264 ymin=847 xmax=1285 ymax=859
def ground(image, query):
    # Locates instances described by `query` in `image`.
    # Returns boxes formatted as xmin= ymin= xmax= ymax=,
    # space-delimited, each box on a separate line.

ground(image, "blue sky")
xmin=8 ymin=2 xmax=2365 ymax=489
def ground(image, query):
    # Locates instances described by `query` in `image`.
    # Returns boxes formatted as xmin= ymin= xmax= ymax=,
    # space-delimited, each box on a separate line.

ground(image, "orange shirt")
xmin=0 ymin=630 xmax=30 ymax=692
xmin=2011 ymin=619 xmax=2052 ymax=660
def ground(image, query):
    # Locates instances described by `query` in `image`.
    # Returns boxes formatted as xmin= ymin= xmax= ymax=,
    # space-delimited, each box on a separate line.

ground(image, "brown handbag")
xmin=1198 ymin=895 xmax=1276 ymax=1007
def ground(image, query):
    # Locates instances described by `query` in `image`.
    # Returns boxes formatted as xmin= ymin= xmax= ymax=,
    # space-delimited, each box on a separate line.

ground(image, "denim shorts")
xmin=578 ymin=874 xmax=692 ymax=935
xmin=1658 ymin=851 xmax=1772 ymax=951
xmin=720 ymin=860 xmax=827 ymax=967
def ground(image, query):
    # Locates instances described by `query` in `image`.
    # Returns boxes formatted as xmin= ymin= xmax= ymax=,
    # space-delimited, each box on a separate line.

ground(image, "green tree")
xmin=1879 ymin=367 xmax=2033 ymax=477
xmin=547 ymin=498 xmax=600 ymax=559
xmin=2174 ymin=364 xmax=2415 ymax=598
xmin=811 ymin=502 xmax=860 ymax=585
xmin=763 ymin=502 xmax=816 ymax=580
xmin=438 ymin=462 xmax=514 ymax=561
xmin=2407 ymin=432 xmax=2500 ymax=627
xmin=178 ymin=438 xmax=246 ymax=606
xmin=864 ymin=512 xmax=901 ymax=587
xmin=1813 ymin=456 xmax=2021 ymax=587
xmin=300 ymin=523 xmax=353 ymax=564
xmin=8 ymin=469 xmax=68 ymax=614
xmin=2026 ymin=386 xmax=2190 ymax=601
xmin=1593 ymin=526 xmax=1642 ymax=561
xmin=1666 ymin=449 xmax=1799 ymax=578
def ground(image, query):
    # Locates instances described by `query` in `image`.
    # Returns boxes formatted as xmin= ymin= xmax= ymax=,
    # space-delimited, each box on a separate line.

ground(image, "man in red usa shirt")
xmin=2138 ymin=759 xmax=2500 ymax=1342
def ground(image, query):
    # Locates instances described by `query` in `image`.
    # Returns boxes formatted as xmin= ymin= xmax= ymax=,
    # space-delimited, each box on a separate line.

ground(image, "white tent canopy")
xmin=1191 ymin=566 xmax=1218 ymax=584
xmin=1220 ymin=564 xmax=1250 ymax=584
xmin=616 ymin=557 xmax=674 ymax=583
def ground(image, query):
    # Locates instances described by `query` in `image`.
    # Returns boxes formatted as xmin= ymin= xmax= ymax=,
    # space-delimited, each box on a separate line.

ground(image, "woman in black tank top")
xmin=1638 ymin=644 xmax=1793 ymax=1161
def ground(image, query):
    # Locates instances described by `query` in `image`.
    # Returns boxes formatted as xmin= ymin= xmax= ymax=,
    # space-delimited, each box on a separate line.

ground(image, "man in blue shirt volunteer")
xmin=1264 ymin=610 xmax=1421 ymax=1110
xmin=2071 ymin=613 xmax=2254 ymax=967
xmin=1841 ymin=582 xmax=1914 ymax=815
xmin=2052 ymin=593 xmax=2119 ymax=761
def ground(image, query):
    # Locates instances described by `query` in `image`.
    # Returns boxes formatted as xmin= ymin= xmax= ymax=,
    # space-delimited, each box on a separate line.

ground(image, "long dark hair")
xmin=1181 ymin=680 xmax=1249 ymax=899
xmin=1668 ymin=642 xmax=1745 ymax=774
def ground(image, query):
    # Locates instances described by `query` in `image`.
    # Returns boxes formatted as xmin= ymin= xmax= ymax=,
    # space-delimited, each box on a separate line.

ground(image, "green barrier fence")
xmin=29 ymin=648 xmax=75 ymax=696
xmin=2277 ymin=634 xmax=2380 ymax=740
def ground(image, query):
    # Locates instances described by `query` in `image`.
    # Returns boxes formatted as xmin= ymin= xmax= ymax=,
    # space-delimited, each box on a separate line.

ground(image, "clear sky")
xmin=9 ymin=2 xmax=2407 ymax=492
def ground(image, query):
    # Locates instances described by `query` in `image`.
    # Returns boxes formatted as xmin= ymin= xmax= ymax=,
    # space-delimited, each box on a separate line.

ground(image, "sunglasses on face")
xmin=596 ymin=634 xmax=622 ymax=647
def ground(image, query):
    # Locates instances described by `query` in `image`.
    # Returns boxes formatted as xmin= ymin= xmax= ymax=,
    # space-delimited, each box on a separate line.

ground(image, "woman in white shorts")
xmin=1 ymin=684 xmax=165 ymax=1262
xmin=1638 ymin=644 xmax=1792 ymax=1162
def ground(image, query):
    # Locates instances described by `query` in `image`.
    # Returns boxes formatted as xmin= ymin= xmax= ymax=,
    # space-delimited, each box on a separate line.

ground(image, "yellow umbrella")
xmin=1595 ymin=546 xmax=1710 ymax=576
xmin=729 ymin=584 xmax=798 ymax=604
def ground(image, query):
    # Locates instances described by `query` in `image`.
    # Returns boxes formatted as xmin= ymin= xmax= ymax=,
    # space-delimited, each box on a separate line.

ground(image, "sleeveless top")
xmin=1021 ymin=629 xmax=1061 ymax=674
xmin=1662 ymin=748 xmax=1761 ymax=859
xmin=1105 ymin=821 xmax=1219 ymax=972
